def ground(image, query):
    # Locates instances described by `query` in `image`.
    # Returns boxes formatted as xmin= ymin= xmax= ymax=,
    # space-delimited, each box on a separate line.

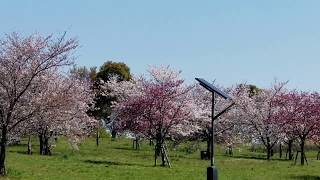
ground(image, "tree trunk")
xmin=43 ymin=136 xmax=50 ymax=155
xmin=134 ymin=137 xmax=140 ymax=150
xmin=228 ymin=146 xmax=233 ymax=156
xmin=300 ymin=139 xmax=305 ymax=165
xmin=161 ymin=147 xmax=165 ymax=166
xmin=266 ymin=137 xmax=272 ymax=160
xmin=155 ymin=137 xmax=161 ymax=157
xmin=96 ymin=127 xmax=99 ymax=147
xmin=39 ymin=135 xmax=44 ymax=155
xmin=288 ymin=140 xmax=293 ymax=160
xmin=27 ymin=135 xmax=32 ymax=155
xmin=267 ymin=145 xmax=272 ymax=160
xmin=279 ymin=143 xmax=282 ymax=159
xmin=111 ymin=130 xmax=117 ymax=139
xmin=39 ymin=133 xmax=51 ymax=155
xmin=154 ymin=134 xmax=165 ymax=166
xmin=0 ymin=126 xmax=7 ymax=176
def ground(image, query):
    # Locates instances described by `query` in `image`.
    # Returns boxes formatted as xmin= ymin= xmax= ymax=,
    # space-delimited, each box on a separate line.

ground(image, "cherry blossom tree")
xmin=233 ymin=82 xmax=287 ymax=160
xmin=274 ymin=91 xmax=320 ymax=165
xmin=23 ymin=72 xmax=96 ymax=155
xmin=114 ymin=66 xmax=196 ymax=166
xmin=0 ymin=32 xmax=78 ymax=175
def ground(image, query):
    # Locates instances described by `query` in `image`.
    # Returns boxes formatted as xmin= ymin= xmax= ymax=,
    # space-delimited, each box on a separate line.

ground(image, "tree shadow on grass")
xmin=113 ymin=147 xmax=137 ymax=151
xmin=229 ymin=155 xmax=291 ymax=162
xmin=8 ymin=150 xmax=58 ymax=157
xmin=8 ymin=143 xmax=28 ymax=147
xmin=8 ymin=149 xmax=62 ymax=157
xmin=291 ymin=175 xmax=320 ymax=180
xmin=8 ymin=150 xmax=30 ymax=155
xmin=83 ymin=160 xmax=152 ymax=168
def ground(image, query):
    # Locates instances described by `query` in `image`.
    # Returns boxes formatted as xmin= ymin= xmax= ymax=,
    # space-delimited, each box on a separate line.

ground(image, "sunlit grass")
xmin=1 ymin=136 xmax=320 ymax=180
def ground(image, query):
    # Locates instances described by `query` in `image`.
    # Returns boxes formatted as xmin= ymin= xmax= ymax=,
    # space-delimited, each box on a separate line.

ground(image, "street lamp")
xmin=195 ymin=78 xmax=235 ymax=180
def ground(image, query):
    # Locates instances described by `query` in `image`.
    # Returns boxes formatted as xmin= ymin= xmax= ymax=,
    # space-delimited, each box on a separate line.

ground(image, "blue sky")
xmin=1 ymin=0 xmax=320 ymax=90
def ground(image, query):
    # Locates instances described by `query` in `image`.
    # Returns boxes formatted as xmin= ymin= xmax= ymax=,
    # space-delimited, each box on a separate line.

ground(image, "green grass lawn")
xmin=1 ymin=136 xmax=320 ymax=180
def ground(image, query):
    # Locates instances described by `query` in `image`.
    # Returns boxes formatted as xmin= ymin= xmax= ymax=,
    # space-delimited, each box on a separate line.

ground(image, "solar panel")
xmin=195 ymin=78 xmax=231 ymax=100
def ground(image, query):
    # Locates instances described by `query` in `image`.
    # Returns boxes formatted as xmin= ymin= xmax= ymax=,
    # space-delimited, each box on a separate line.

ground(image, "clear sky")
xmin=1 ymin=0 xmax=320 ymax=90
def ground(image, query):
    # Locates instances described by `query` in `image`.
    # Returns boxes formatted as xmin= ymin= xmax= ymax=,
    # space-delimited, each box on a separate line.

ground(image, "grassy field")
xmin=1 ymin=136 xmax=320 ymax=180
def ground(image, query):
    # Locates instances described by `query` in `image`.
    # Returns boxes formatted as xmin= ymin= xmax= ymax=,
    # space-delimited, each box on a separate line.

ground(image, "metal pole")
xmin=207 ymin=92 xmax=218 ymax=180
xmin=211 ymin=92 xmax=215 ymax=166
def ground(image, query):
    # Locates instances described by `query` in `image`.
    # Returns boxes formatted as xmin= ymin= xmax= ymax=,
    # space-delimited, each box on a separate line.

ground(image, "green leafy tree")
xmin=71 ymin=62 xmax=132 ymax=143
xmin=92 ymin=61 xmax=132 ymax=140
xmin=96 ymin=61 xmax=131 ymax=82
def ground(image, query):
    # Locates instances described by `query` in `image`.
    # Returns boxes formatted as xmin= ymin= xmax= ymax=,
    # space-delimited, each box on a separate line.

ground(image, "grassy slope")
xmin=1 ymin=137 xmax=320 ymax=180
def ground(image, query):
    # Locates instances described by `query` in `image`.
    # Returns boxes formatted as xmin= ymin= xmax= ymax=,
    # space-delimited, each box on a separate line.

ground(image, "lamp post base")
xmin=207 ymin=166 xmax=218 ymax=180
